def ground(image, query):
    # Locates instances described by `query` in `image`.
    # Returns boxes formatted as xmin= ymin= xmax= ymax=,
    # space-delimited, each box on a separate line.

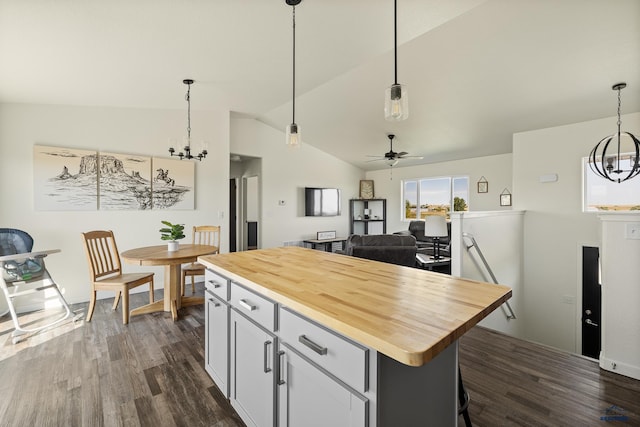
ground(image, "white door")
xmin=230 ymin=310 xmax=275 ymax=427
xmin=278 ymin=343 xmax=368 ymax=427
xmin=205 ymin=291 xmax=229 ymax=397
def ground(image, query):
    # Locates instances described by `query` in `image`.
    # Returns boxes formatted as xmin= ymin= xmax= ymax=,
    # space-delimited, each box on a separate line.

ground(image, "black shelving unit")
xmin=349 ymin=199 xmax=386 ymax=235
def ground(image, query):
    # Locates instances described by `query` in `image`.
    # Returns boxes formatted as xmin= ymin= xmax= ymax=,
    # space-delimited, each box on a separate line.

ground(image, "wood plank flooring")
xmin=1 ymin=285 xmax=638 ymax=426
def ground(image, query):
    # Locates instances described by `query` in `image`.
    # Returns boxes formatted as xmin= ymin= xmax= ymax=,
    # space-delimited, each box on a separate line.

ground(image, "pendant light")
xmin=169 ymin=79 xmax=208 ymax=161
xmin=384 ymin=0 xmax=408 ymax=121
xmin=285 ymin=0 xmax=302 ymax=147
xmin=589 ymin=83 xmax=640 ymax=183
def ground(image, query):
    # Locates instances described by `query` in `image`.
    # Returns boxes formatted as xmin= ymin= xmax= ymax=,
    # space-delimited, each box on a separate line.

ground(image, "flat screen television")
xmin=304 ymin=187 xmax=341 ymax=217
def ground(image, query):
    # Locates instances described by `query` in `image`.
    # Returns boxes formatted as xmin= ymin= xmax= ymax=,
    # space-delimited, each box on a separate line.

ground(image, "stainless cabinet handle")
xmin=207 ymin=298 xmax=221 ymax=307
xmin=277 ymin=351 xmax=286 ymax=385
xmin=208 ymin=280 xmax=222 ymax=289
xmin=239 ymin=299 xmax=256 ymax=311
xmin=299 ymin=335 xmax=327 ymax=355
xmin=585 ymin=319 xmax=599 ymax=327
xmin=264 ymin=341 xmax=272 ymax=373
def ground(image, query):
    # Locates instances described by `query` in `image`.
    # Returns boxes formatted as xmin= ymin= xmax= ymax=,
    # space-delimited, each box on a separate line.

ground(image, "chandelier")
xmin=589 ymin=83 xmax=640 ymax=183
xmin=168 ymin=79 xmax=208 ymax=161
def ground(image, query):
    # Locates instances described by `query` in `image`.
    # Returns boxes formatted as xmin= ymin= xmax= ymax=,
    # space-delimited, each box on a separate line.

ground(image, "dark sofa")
xmin=339 ymin=234 xmax=417 ymax=267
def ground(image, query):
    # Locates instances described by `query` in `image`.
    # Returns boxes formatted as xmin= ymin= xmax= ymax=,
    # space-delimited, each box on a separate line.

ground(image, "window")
xmin=583 ymin=156 xmax=640 ymax=212
xmin=403 ymin=176 xmax=469 ymax=220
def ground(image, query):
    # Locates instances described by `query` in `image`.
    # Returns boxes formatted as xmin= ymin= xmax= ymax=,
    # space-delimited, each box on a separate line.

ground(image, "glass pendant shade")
xmin=286 ymin=123 xmax=301 ymax=147
xmin=385 ymin=83 xmax=408 ymax=121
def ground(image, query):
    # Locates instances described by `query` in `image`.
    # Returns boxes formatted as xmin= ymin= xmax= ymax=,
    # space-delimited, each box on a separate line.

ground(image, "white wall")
xmin=230 ymin=117 xmax=363 ymax=248
xmin=365 ymin=153 xmax=513 ymax=233
xmin=599 ymin=214 xmax=640 ymax=380
xmin=513 ymin=112 xmax=640 ymax=353
xmin=0 ymin=103 xmax=229 ymax=309
xmin=451 ymin=211 xmax=524 ymax=338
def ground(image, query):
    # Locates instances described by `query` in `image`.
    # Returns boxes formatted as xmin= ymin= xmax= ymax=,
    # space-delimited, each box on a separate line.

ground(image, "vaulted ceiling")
xmin=1 ymin=0 xmax=638 ymax=170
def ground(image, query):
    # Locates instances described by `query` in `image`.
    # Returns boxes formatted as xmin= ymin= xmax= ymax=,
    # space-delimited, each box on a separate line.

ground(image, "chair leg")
xmin=191 ymin=274 xmax=196 ymax=294
xmin=458 ymin=366 xmax=472 ymax=427
xmin=148 ymin=278 xmax=154 ymax=303
xmin=122 ymin=289 xmax=129 ymax=325
xmin=112 ymin=291 xmax=121 ymax=310
xmin=181 ymin=271 xmax=186 ymax=297
xmin=86 ymin=291 xmax=97 ymax=322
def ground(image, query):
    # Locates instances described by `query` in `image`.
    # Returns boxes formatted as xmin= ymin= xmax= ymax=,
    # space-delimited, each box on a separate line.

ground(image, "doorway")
xmin=581 ymin=246 xmax=601 ymax=359
xmin=229 ymin=178 xmax=237 ymax=252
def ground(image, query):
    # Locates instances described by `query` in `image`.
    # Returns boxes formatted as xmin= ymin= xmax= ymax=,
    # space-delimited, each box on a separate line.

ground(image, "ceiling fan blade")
xmin=397 ymin=151 xmax=409 ymax=157
xmin=365 ymin=158 xmax=387 ymax=163
xmin=366 ymin=155 xmax=386 ymax=158
xmin=400 ymin=155 xmax=424 ymax=159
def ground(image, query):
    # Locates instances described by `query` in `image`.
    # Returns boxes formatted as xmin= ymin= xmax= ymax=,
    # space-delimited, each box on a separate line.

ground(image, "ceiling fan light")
xmin=386 ymin=158 xmax=399 ymax=167
xmin=385 ymin=84 xmax=408 ymax=121
xmin=286 ymin=123 xmax=301 ymax=147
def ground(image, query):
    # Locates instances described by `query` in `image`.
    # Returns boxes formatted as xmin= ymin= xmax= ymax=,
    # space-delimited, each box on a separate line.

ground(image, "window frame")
xmin=402 ymin=175 xmax=469 ymax=221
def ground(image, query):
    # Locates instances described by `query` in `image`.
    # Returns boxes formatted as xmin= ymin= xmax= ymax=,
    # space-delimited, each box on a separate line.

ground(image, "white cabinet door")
xmin=205 ymin=290 xmax=229 ymax=397
xmin=230 ymin=310 xmax=276 ymax=427
xmin=278 ymin=344 xmax=368 ymax=427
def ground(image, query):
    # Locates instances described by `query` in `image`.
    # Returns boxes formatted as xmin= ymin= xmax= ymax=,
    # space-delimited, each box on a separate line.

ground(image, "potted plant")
xmin=160 ymin=221 xmax=185 ymax=251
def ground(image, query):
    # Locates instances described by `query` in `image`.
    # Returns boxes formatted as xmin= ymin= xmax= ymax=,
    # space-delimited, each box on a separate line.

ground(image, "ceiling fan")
xmin=366 ymin=134 xmax=423 ymax=166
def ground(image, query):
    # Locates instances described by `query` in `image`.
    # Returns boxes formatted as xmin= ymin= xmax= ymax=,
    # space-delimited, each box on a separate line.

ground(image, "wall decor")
xmin=317 ymin=231 xmax=336 ymax=240
xmin=359 ymin=180 xmax=375 ymax=199
xmin=500 ymin=188 xmax=512 ymax=206
xmin=477 ymin=176 xmax=488 ymax=193
xmin=151 ymin=157 xmax=194 ymax=209
xmin=34 ymin=145 xmax=98 ymax=211
xmin=99 ymin=152 xmax=152 ymax=210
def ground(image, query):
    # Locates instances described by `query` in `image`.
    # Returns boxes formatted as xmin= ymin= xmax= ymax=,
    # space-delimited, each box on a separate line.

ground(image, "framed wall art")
xmin=359 ymin=180 xmax=374 ymax=199
xmin=500 ymin=188 xmax=512 ymax=206
xmin=477 ymin=176 xmax=488 ymax=193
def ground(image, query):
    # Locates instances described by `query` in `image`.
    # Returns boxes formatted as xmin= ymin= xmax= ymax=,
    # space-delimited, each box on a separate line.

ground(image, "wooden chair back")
xmin=81 ymin=230 xmax=122 ymax=281
xmin=192 ymin=225 xmax=220 ymax=252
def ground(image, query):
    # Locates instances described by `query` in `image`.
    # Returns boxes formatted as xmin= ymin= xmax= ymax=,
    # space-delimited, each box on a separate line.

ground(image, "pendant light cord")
xmin=616 ymin=86 xmax=622 ymax=170
xmin=292 ymin=5 xmax=296 ymax=124
xmin=394 ymin=0 xmax=398 ymax=85
xmin=185 ymin=83 xmax=191 ymax=148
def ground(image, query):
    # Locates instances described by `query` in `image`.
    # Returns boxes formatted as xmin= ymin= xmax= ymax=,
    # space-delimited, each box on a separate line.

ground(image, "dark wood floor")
xmin=1 ymin=286 xmax=638 ymax=426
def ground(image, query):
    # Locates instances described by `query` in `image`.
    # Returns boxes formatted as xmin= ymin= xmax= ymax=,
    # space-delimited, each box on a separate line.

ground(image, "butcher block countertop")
xmin=199 ymin=246 xmax=511 ymax=367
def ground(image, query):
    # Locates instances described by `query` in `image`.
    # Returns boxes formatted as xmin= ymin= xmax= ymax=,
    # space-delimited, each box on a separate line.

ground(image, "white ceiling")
xmin=1 ymin=0 xmax=639 ymax=170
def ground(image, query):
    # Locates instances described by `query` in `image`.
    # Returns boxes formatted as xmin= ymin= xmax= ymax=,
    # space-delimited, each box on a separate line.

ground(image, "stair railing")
xmin=462 ymin=232 xmax=517 ymax=320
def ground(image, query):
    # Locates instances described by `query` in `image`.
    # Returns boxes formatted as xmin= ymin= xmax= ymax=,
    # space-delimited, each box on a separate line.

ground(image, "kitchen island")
xmin=199 ymin=246 xmax=511 ymax=427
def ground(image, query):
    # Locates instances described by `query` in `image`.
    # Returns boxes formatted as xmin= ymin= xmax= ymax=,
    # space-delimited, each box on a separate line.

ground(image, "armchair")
xmin=401 ymin=219 xmax=451 ymax=258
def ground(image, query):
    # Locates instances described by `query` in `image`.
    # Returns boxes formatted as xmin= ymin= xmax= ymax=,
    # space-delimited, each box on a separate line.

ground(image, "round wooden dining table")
xmin=121 ymin=244 xmax=218 ymax=321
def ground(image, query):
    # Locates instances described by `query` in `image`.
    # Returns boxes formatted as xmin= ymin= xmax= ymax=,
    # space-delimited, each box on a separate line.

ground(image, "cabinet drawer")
xmin=279 ymin=306 xmax=369 ymax=393
xmin=230 ymin=282 xmax=276 ymax=331
xmin=205 ymin=269 xmax=229 ymax=301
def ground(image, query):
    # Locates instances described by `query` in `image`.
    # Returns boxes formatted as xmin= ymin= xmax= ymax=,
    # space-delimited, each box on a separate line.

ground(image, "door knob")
xmin=585 ymin=319 xmax=599 ymax=327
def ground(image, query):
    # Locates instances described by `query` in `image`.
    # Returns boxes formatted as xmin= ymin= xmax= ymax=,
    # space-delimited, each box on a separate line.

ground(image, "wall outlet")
xmin=625 ymin=223 xmax=640 ymax=240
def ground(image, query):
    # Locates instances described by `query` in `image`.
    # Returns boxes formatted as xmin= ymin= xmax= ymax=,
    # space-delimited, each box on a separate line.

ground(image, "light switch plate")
xmin=626 ymin=223 xmax=640 ymax=240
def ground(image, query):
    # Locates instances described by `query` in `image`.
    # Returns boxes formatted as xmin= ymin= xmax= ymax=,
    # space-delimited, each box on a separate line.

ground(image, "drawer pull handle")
xmin=264 ymin=340 xmax=272 ymax=373
xmin=299 ymin=335 xmax=327 ymax=355
xmin=208 ymin=280 xmax=222 ymax=289
xmin=239 ymin=299 xmax=256 ymax=311
xmin=277 ymin=351 xmax=286 ymax=385
xmin=208 ymin=298 xmax=221 ymax=307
